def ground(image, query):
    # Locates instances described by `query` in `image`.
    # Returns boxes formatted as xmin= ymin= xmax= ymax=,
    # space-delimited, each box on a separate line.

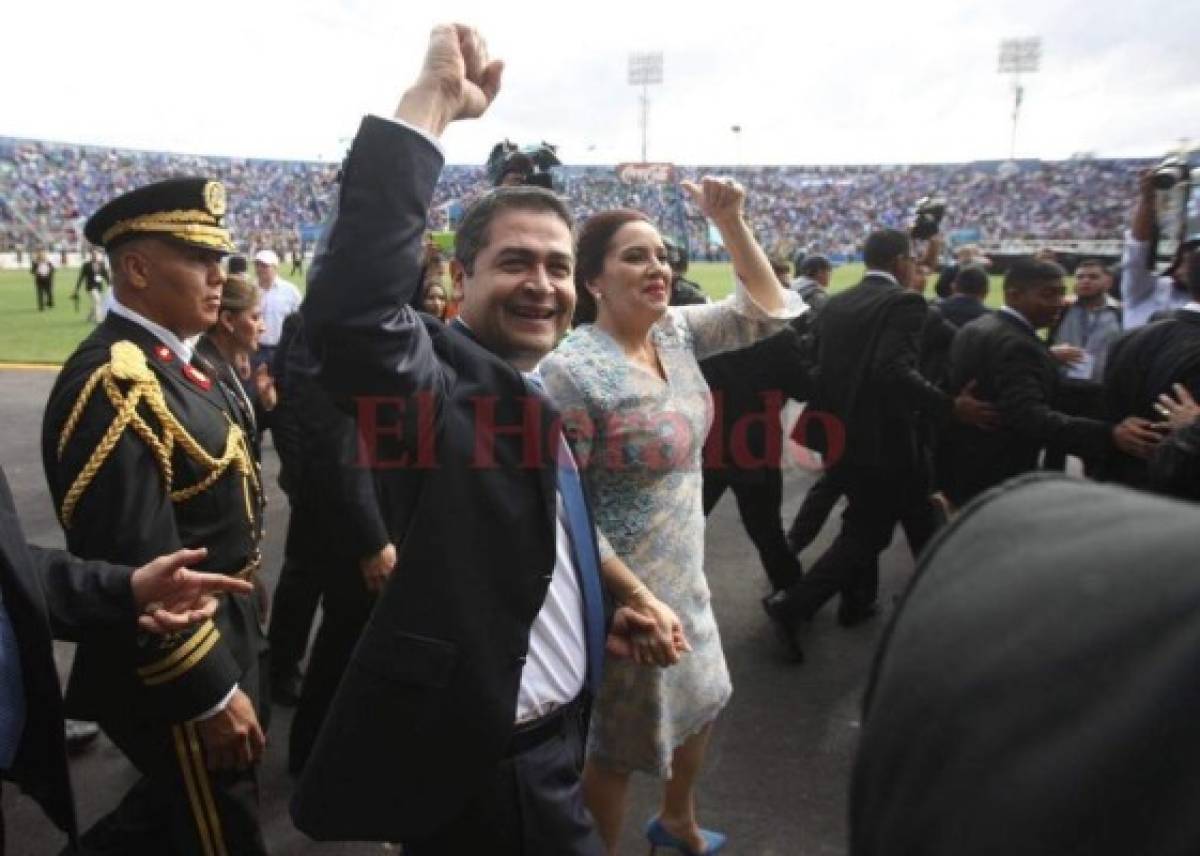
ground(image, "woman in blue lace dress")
xmin=539 ymin=177 xmax=805 ymax=855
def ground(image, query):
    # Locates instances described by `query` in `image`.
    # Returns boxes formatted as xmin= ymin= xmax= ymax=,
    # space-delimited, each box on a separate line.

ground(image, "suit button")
xmin=515 ymin=655 xmax=527 ymax=667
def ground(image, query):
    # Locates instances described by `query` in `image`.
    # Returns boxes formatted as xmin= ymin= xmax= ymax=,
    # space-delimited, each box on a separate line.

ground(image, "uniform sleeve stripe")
xmin=137 ymin=620 xmax=217 ymax=679
xmin=142 ymin=628 xmax=221 ymax=686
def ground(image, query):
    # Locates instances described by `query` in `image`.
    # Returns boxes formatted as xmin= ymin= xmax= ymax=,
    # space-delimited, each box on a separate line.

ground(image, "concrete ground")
xmin=2 ymin=368 xmax=918 ymax=856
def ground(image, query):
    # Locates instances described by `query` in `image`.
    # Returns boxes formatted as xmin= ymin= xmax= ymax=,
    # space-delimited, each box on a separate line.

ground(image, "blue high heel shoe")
xmin=645 ymin=816 xmax=727 ymax=855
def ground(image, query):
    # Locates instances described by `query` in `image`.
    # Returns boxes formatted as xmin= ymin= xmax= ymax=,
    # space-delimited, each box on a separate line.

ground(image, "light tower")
xmin=628 ymin=51 xmax=663 ymax=163
xmin=998 ymin=37 xmax=1042 ymax=161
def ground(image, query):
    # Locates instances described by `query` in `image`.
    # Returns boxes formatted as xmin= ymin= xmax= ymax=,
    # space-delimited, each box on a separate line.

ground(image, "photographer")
xmin=1121 ymin=169 xmax=1195 ymax=329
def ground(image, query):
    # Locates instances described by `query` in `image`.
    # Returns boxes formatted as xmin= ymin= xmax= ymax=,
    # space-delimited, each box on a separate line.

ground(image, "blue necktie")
xmin=0 ymin=587 xmax=27 ymax=771
xmin=526 ymin=373 xmax=607 ymax=694
xmin=557 ymin=443 xmax=608 ymax=694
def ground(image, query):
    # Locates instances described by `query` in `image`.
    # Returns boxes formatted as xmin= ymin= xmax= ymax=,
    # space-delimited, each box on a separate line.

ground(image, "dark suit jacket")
xmin=1102 ymin=309 xmax=1200 ymax=488
xmin=810 ymin=274 xmax=952 ymax=470
xmin=700 ymin=323 xmax=813 ymax=483
xmin=291 ymin=116 xmax=604 ymax=841
xmin=937 ymin=294 xmax=990 ymax=329
xmin=940 ymin=311 xmax=1113 ymax=505
xmin=0 ymin=466 xmax=132 ymax=843
xmin=41 ymin=314 xmax=265 ymax=723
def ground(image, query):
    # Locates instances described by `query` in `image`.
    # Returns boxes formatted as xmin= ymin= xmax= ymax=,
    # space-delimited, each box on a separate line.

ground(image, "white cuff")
xmin=371 ymin=114 xmax=445 ymax=157
xmin=191 ymin=685 xmax=237 ymax=722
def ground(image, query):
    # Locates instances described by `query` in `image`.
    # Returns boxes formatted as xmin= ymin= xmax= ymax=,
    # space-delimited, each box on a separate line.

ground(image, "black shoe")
xmin=836 ymin=599 xmax=879 ymax=628
xmin=64 ymin=718 xmax=100 ymax=751
xmin=761 ymin=591 xmax=805 ymax=663
xmin=271 ymin=666 xmax=304 ymax=707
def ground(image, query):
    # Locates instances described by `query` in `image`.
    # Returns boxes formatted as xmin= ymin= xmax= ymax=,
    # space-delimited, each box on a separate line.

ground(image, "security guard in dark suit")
xmin=41 ymin=178 xmax=270 ymax=856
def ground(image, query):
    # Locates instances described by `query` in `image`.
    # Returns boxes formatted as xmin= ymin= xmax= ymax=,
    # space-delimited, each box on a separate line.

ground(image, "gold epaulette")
xmin=57 ymin=341 xmax=260 ymax=528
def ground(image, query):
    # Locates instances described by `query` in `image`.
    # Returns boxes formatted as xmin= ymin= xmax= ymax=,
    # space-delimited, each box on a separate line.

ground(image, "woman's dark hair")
xmin=573 ymin=208 xmax=653 ymax=325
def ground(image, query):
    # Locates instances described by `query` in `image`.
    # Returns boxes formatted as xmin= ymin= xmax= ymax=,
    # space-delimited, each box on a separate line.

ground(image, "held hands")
xmin=953 ymin=380 xmax=1000 ymax=430
xmin=615 ymin=588 xmax=692 ymax=667
xmin=681 ymin=176 xmax=746 ymax=228
xmin=196 ymin=689 xmax=266 ymax=771
xmin=130 ymin=547 xmax=253 ymax=634
xmin=395 ymin=24 xmax=504 ymax=137
xmin=360 ymin=542 xmax=398 ymax=594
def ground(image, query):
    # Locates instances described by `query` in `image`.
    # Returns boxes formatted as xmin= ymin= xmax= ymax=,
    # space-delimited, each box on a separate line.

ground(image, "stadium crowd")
xmin=3 ymin=20 xmax=1199 ymax=856
xmin=2 ymin=134 xmax=1148 ymax=259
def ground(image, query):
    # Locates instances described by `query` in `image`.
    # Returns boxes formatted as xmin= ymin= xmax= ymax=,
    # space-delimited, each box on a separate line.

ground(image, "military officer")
xmin=41 ymin=178 xmax=270 ymax=856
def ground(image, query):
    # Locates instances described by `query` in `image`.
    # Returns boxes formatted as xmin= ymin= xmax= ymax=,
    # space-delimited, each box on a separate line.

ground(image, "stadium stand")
xmin=1 ymin=135 xmax=1150 ymax=262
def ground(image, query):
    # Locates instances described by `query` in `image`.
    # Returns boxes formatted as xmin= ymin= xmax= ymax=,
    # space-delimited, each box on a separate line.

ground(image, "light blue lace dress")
xmin=539 ymin=287 xmax=805 ymax=777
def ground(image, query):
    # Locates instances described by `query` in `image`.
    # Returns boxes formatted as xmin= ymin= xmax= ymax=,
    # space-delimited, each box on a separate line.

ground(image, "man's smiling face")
xmin=455 ymin=208 xmax=576 ymax=370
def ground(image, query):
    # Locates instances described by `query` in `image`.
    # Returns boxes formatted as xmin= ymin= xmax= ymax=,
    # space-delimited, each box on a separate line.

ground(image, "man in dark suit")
xmin=273 ymin=314 xmax=403 ymax=774
xmin=938 ymin=258 xmax=1158 ymax=507
xmin=291 ymin=25 xmax=668 ymax=853
xmin=700 ymin=320 xmax=812 ymax=602
xmin=765 ymin=229 xmax=997 ymax=655
xmin=41 ymin=179 xmax=272 ymax=854
xmin=1102 ymin=253 xmax=1200 ymax=491
xmin=0 ymin=465 xmax=251 ymax=853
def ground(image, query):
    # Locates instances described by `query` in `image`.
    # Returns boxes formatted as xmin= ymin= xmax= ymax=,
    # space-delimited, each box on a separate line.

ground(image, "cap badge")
xmin=204 ymin=181 xmax=227 ymax=218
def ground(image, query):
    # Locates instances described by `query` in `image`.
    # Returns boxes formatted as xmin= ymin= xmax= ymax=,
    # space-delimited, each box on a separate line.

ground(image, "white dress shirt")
xmin=107 ymin=298 xmax=198 ymax=363
xmin=1119 ymin=231 xmax=1192 ymax=330
xmin=258 ymin=276 xmax=302 ymax=346
xmin=515 ymin=486 xmax=588 ymax=724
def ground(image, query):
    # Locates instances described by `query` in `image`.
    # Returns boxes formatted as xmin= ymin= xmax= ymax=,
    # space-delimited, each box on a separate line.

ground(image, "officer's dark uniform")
xmin=40 ymin=178 xmax=269 ymax=856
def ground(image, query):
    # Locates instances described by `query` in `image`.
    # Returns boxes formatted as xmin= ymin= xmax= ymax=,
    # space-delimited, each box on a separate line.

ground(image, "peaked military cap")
xmin=84 ymin=177 xmax=234 ymax=253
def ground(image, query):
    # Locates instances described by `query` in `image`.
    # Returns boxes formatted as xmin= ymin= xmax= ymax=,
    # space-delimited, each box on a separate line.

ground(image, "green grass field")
xmin=0 ymin=261 xmax=1011 ymax=364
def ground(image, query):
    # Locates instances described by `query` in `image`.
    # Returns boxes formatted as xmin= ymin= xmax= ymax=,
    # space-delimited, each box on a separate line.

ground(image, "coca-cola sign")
xmin=615 ymin=163 xmax=676 ymax=184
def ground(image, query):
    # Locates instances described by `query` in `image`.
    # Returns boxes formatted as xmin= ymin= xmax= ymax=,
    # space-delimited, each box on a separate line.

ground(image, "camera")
xmin=911 ymin=196 xmax=947 ymax=240
xmin=1152 ymin=156 xmax=1189 ymax=191
xmin=486 ymin=140 xmax=562 ymax=189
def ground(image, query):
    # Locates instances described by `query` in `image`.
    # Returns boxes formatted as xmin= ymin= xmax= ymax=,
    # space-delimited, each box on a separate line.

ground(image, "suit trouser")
xmin=36 ymin=283 xmax=53 ymax=310
xmin=267 ymin=525 xmax=323 ymax=679
xmin=786 ymin=469 xmax=846 ymax=553
xmin=786 ymin=463 xmax=935 ymax=620
xmin=288 ymin=571 xmax=375 ymax=774
xmin=403 ymin=701 xmax=604 ymax=856
xmin=702 ymin=468 xmax=803 ymax=592
xmin=74 ymin=719 xmax=265 ymax=856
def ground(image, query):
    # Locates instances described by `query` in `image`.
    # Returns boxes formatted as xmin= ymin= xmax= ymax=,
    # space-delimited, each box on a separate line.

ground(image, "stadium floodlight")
xmin=998 ymin=37 xmax=1042 ymax=161
xmin=628 ymin=51 xmax=664 ymax=163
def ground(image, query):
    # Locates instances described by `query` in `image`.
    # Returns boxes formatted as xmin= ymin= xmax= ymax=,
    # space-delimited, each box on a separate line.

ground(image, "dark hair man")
xmin=765 ymin=229 xmax=997 ymax=658
xmin=41 ymin=178 xmax=271 ymax=853
xmin=1102 ymin=250 xmax=1200 ymax=490
xmin=664 ymin=236 xmax=709 ymax=305
xmin=290 ymin=25 xmax=669 ymax=853
xmin=790 ymin=254 xmax=833 ymax=313
xmin=938 ymin=258 xmax=1158 ymax=506
xmin=1121 ymin=169 xmax=1195 ymax=329
xmin=1042 ymin=259 xmax=1123 ymax=473
xmin=30 ymin=250 xmax=55 ymax=311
